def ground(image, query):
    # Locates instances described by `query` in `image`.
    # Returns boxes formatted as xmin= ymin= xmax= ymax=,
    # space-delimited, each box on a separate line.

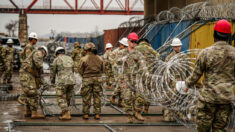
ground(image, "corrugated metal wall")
xmin=146 ymin=20 xmax=234 ymax=52
xmin=190 ymin=21 xmax=235 ymax=50
xmin=104 ymin=27 xmax=141 ymax=49
xmin=146 ymin=21 xmax=191 ymax=51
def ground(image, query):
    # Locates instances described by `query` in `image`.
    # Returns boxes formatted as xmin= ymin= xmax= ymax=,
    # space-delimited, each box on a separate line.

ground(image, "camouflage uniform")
xmin=21 ymin=49 xmax=45 ymax=112
xmin=110 ymin=48 xmax=124 ymax=99
xmin=0 ymin=44 xmax=5 ymax=80
xmin=71 ymin=42 xmax=84 ymax=73
xmin=51 ymin=54 xmax=75 ymax=113
xmin=103 ymin=50 xmax=114 ymax=88
xmin=78 ymin=52 xmax=104 ymax=114
xmin=163 ymin=51 xmax=189 ymax=121
xmin=118 ymin=48 xmax=148 ymax=113
xmin=19 ymin=44 xmax=35 ymax=104
xmin=2 ymin=46 xmax=15 ymax=83
xmin=186 ymin=41 xmax=235 ymax=132
xmin=135 ymin=41 xmax=161 ymax=112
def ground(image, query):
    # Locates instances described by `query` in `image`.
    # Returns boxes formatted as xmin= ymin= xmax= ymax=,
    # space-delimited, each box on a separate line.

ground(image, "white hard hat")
xmin=38 ymin=46 xmax=48 ymax=56
xmin=119 ymin=37 xmax=128 ymax=47
xmin=105 ymin=43 xmax=113 ymax=49
xmin=29 ymin=32 xmax=38 ymax=39
xmin=171 ymin=38 xmax=182 ymax=46
xmin=6 ymin=39 xmax=14 ymax=44
xmin=55 ymin=47 xmax=65 ymax=54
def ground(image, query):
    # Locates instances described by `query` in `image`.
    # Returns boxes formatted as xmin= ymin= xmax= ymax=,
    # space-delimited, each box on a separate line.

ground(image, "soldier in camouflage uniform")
xmin=185 ymin=20 xmax=235 ymax=132
xmin=78 ymin=42 xmax=104 ymax=120
xmin=0 ymin=38 xmax=5 ymax=81
xmin=2 ymin=39 xmax=16 ymax=84
xmin=110 ymin=38 xmax=129 ymax=107
xmin=51 ymin=47 xmax=75 ymax=120
xmin=71 ymin=42 xmax=84 ymax=73
xmin=119 ymin=32 xmax=149 ymax=123
xmin=21 ymin=46 xmax=48 ymax=119
xmin=135 ymin=38 xmax=161 ymax=114
xmin=18 ymin=32 xmax=38 ymax=105
xmin=163 ymin=38 xmax=189 ymax=122
xmin=103 ymin=43 xmax=114 ymax=89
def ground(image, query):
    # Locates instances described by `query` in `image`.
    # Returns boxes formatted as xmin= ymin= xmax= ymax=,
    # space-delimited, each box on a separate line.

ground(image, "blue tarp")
xmin=145 ymin=21 xmax=191 ymax=52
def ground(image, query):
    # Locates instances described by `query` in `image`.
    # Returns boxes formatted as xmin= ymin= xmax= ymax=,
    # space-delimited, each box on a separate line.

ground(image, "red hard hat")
xmin=128 ymin=32 xmax=139 ymax=41
xmin=214 ymin=19 xmax=231 ymax=34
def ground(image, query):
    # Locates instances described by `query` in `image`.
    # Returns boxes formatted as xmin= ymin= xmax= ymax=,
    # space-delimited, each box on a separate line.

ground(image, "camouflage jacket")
xmin=71 ymin=47 xmax=84 ymax=63
xmin=0 ymin=45 xmax=4 ymax=65
xmin=118 ymin=48 xmax=147 ymax=80
xmin=165 ymin=51 xmax=176 ymax=62
xmin=2 ymin=46 xmax=15 ymax=63
xmin=135 ymin=41 xmax=161 ymax=69
xmin=103 ymin=50 xmax=113 ymax=74
xmin=19 ymin=43 xmax=35 ymax=72
xmin=110 ymin=47 xmax=121 ymax=66
xmin=21 ymin=43 xmax=35 ymax=61
xmin=50 ymin=54 xmax=75 ymax=85
xmin=165 ymin=51 xmax=189 ymax=81
xmin=22 ymin=49 xmax=44 ymax=78
xmin=186 ymin=41 xmax=235 ymax=104
xmin=78 ymin=52 xmax=104 ymax=78
xmin=103 ymin=50 xmax=112 ymax=61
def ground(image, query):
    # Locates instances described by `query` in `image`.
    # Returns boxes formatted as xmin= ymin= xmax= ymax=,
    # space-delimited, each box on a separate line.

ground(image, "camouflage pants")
xmin=56 ymin=84 xmax=74 ymax=113
xmin=106 ymin=76 xmax=115 ymax=87
xmin=112 ymin=79 xmax=123 ymax=99
xmin=105 ymin=63 xmax=114 ymax=87
xmin=121 ymin=79 xmax=149 ymax=113
xmin=163 ymin=108 xmax=175 ymax=121
xmin=21 ymin=72 xmax=39 ymax=111
xmin=2 ymin=62 xmax=13 ymax=83
xmin=81 ymin=77 xmax=102 ymax=114
xmin=196 ymin=100 xmax=232 ymax=132
xmin=73 ymin=62 xmax=79 ymax=73
xmin=19 ymin=71 xmax=26 ymax=102
xmin=0 ymin=62 xmax=4 ymax=79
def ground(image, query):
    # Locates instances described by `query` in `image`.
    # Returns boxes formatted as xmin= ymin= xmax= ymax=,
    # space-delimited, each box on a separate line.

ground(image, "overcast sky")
xmin=0 ymin=0 xmax=143 ymax=37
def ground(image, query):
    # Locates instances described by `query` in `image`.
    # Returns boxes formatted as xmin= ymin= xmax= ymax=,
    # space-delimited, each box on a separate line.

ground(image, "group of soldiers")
xmin=0 ymin=38 xmax=16 ymax=84
xmin=4 ymin=19 xmax=235 ymax=132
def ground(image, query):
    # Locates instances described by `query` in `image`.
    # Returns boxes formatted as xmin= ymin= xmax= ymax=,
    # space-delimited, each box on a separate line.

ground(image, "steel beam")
xmin=0 ymin=9 xmax=143 ymax=15
xmin=64 ymin=0 xmax=74 ymax=10
xmin=25 ymin=0 xmax=38 ymax=12
xmin=9 ymin=0 xmax=18 ymax=9
xmin=0 ymin=0 xmax=143 ymax=15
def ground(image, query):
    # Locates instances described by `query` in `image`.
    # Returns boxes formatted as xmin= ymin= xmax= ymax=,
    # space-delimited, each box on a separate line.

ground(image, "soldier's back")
xmin=196 ymin=41 xmax=235 ymax=104
xmin=55 ymin=55 xmax=75 ymax=85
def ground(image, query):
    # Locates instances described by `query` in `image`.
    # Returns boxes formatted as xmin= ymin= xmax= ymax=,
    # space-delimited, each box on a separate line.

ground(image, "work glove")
xmin=176 ymin=81 xmax=188 ymax=95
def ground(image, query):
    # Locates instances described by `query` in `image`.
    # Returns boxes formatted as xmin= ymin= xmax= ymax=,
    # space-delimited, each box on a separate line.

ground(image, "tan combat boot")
xmin=110 ymin=96 xmax=115 ymax=105
xmin=59 ymin=111 xmax=71 ymax=120
xmin=143 ymin=104 xmax=150 ymax=114
xmin=106 ymin=85 xmax=111 ymax=89
xmin=94 ymin=114 xmax=100 ymax=120
xmin=24 ymin=107 xmax=31 ymax=117
xmin=126 ymin=112 xmax=134 ymax=123
xmin=83 ymin=114 xmax=89 ymax=120
xmin=31 ymin=111 xmax=45 ymax=119
xmin=118 ymin=99 xmax=124 ymax=107
xmin=135 ymin=111 xmax=145 ymax=121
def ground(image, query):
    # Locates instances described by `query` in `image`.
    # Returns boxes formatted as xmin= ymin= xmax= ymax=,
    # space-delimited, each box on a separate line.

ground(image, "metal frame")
xmin=9 ymin=121 xmax=186 ymax=132
xmin=0 ymin=0 xmax=144 ymax=15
